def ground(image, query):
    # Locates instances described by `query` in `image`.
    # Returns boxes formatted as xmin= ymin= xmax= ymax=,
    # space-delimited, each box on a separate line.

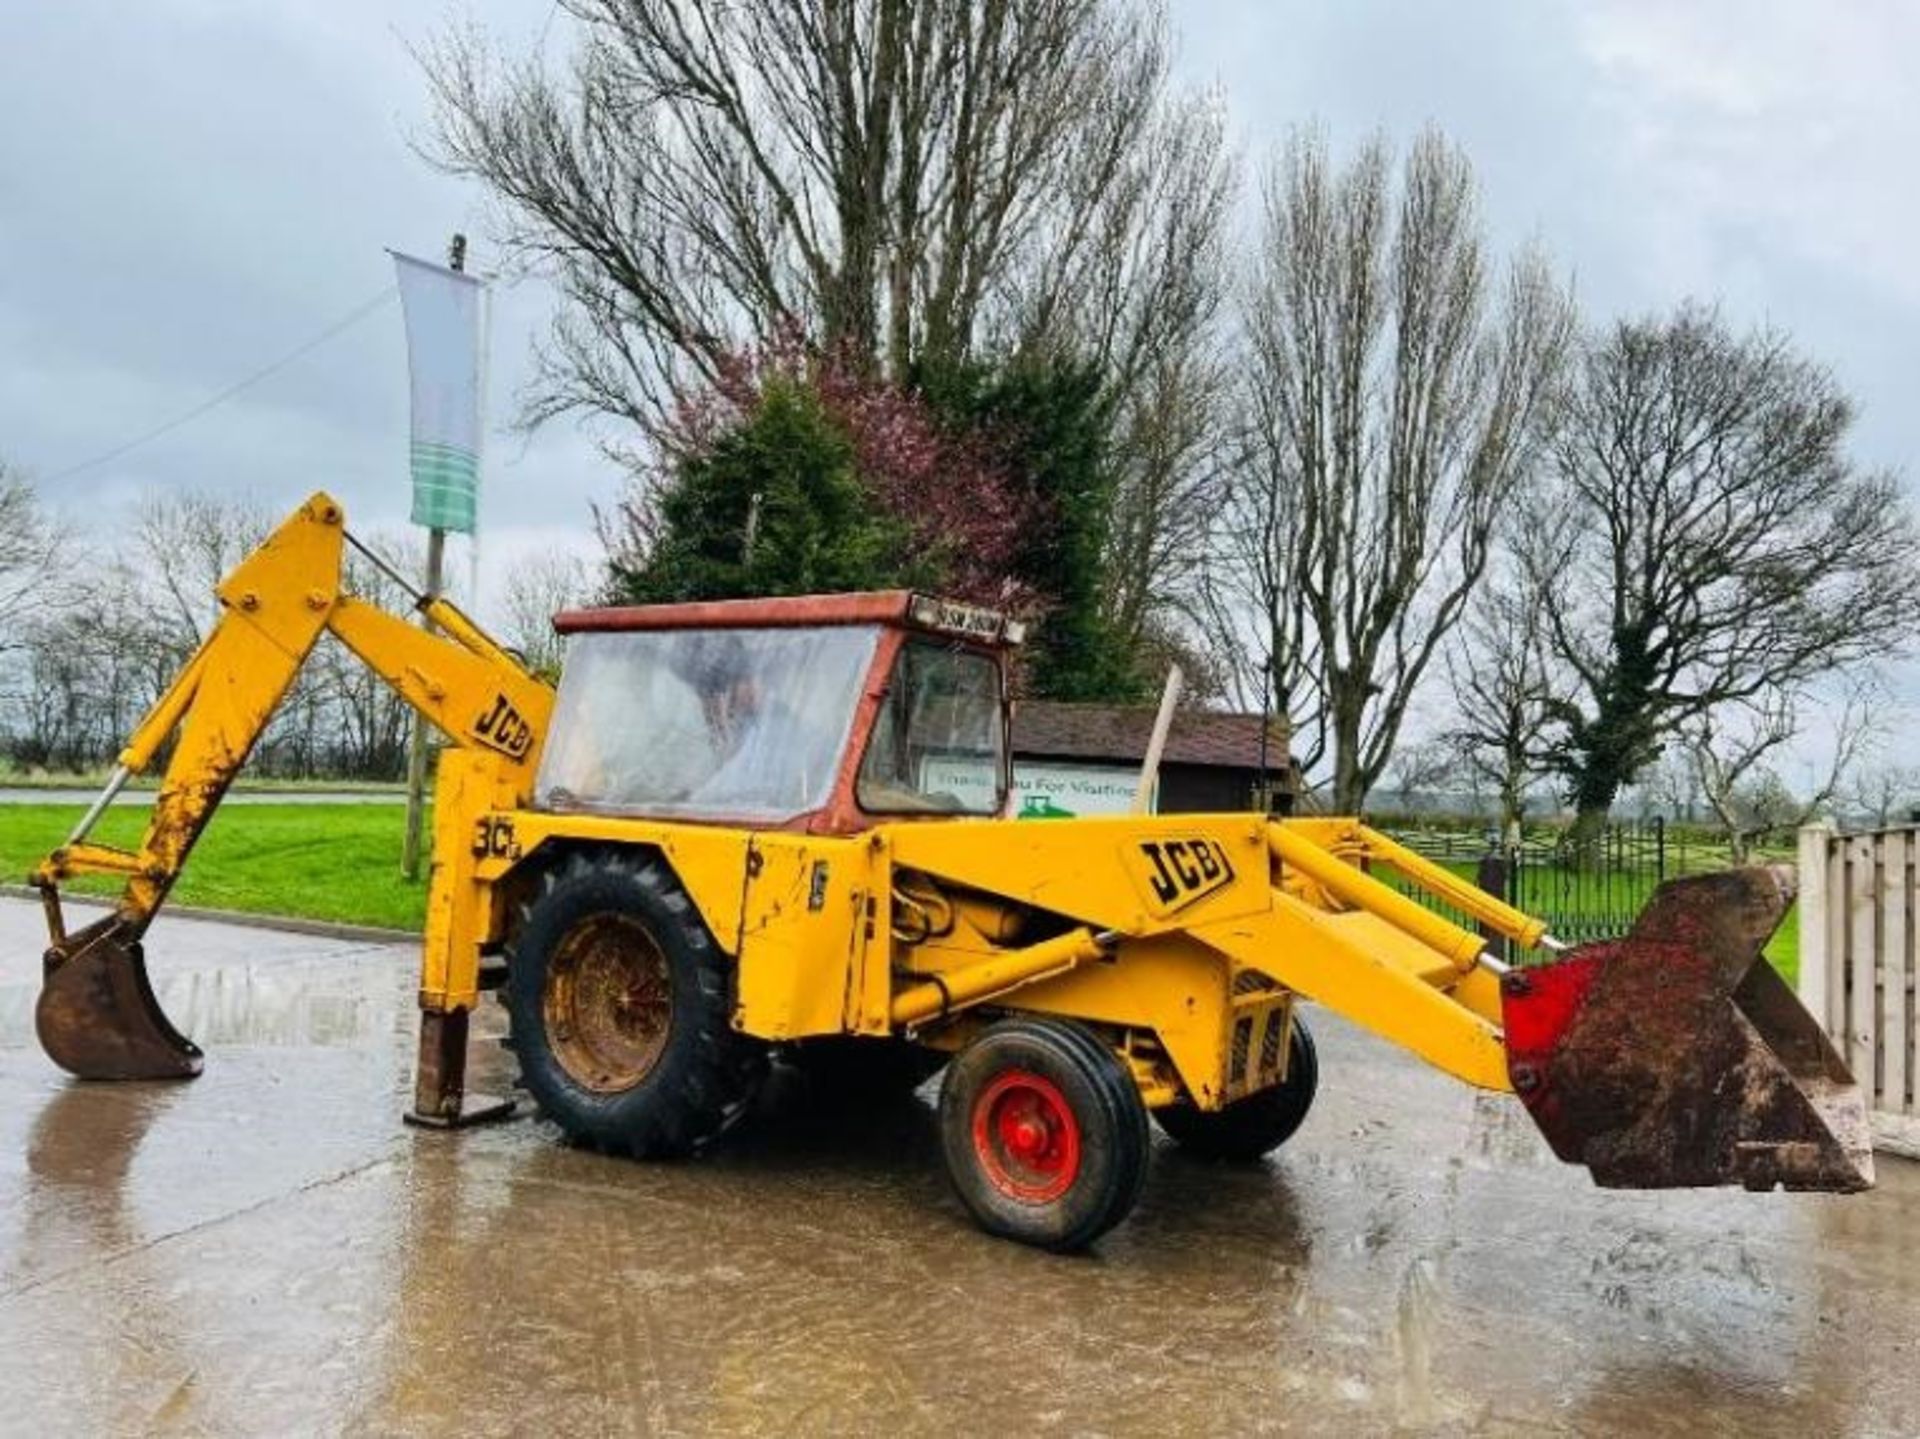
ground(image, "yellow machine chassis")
xmin=26 ymin=487 xmax=1876 ymax=1219
xmin=453 ymin=798 xmax=1536 ymax=1111
xmin=29 ymin=492 xmax=1546 ymax=1121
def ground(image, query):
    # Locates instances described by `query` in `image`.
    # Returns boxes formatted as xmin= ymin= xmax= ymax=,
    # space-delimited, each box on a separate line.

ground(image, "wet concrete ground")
xmin=2 ymin=898 xmax=1917 ymax=1437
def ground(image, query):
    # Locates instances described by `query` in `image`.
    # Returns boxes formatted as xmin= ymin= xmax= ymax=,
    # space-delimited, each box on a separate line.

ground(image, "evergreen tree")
xmin=922 ymin=355 xmax=1142 ymax=701
xmin=613 ymin=377 xmax=920 ymax=603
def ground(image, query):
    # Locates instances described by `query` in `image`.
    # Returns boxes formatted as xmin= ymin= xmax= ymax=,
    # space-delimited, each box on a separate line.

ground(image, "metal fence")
xmin=1799 ymin=823 xmax=1920 ymax=1158
xmin=1382 ymin=820 xmax=1686 ymax=947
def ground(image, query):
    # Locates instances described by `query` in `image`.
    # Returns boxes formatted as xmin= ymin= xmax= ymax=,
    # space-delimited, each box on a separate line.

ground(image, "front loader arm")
xmin=30 ymin=491 xmax=553 ymax=1083
xmin=882 ymin=814 xmax=1871 ymax=1194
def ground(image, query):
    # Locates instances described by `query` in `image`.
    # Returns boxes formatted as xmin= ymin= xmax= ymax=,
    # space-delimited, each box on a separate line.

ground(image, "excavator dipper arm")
xmin=30 ymin=492 xmax=552 ymax=1099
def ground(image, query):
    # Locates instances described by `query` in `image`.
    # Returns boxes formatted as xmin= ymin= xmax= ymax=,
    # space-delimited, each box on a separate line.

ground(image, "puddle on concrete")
xmin=1395 ymin=1255 xmax=1440 ymax=1426
xmin=0 ymin=900 xmax=1917 ymax=1435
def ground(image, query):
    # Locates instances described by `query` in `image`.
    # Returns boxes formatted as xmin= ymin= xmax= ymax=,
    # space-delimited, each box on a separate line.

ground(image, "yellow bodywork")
xmin=468 ymin=808 xmax=1532 ymax=1107
xmin=33 ymin=491 xmax=1546 ymax=1116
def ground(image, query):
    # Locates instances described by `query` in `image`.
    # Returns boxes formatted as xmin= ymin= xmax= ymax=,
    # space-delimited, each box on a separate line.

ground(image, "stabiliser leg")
xmin=403 ymin=1007 xmax=515 ymax=1130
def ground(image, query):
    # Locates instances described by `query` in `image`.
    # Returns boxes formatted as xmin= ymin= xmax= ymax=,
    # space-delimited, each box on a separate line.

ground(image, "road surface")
xmin=0 ymin=788 xmax=404 ymax=806
xmin=1 ymin=899 xmax=1915 ymax=1435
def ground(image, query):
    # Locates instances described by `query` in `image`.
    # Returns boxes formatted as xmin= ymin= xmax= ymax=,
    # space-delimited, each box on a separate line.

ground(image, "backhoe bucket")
xmin=1501 ymin=866 xmax=1873 ymax=1193
xmin=36 ymin=914 xmax=203 ymax=1080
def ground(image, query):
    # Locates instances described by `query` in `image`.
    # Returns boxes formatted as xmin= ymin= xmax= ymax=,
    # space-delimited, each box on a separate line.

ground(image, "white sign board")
xmin=920 ymin=757 xmax=1152 ymax=818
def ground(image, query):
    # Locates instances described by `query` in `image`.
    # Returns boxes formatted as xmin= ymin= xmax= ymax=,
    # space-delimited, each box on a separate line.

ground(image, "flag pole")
xmin=401 ymin=232 xmax=465 ymax=882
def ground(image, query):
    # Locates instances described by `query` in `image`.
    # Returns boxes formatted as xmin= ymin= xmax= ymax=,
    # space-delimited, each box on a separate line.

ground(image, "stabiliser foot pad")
xmin=404 ymin=1094 xmax=518 ymax=1129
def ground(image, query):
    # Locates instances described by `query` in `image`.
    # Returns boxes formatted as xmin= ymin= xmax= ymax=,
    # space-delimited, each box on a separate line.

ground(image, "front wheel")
xmin=939 ymin=1017 xmax=1149 ymax=1252
xmin=1154 ymin=1014 xmax=1318 ymax=1161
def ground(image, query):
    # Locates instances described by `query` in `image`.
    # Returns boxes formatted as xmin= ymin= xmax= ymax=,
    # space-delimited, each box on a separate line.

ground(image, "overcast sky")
xmin=4 ymin=0 xmax=1916 ymax=698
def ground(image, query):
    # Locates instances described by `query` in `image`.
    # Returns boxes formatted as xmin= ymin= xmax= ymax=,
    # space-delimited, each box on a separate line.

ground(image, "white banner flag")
xmin=392 ymin=251 xmax=483 ymax=534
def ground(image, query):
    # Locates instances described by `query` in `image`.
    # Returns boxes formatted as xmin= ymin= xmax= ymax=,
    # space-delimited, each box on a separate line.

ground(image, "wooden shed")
xmin=1009 ymin=702 xmax=1297 ymax=817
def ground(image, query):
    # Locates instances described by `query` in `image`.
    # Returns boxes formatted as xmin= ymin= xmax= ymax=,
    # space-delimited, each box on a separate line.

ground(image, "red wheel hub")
xmin=972 ymin=1068 xmax=1082 ymax=1203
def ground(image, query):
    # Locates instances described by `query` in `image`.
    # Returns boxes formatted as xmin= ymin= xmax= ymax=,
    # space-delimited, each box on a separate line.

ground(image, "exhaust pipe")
xmin=1501 ymin=866 xmax=1873 ymax=1193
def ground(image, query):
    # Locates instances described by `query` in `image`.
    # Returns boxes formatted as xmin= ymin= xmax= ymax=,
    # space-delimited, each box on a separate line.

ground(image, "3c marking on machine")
xmin=1134 ymin=838 xmax=1235 ymax=912
xmin=471 ymin=815 xmax=522 ymax=861
xmin=471 ymin=693 xmax=534 ymax=758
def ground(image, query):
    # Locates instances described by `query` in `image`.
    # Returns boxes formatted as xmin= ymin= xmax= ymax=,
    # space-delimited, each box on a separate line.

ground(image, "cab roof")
xmin=553 ymin=589 xmax=1025 ymax=645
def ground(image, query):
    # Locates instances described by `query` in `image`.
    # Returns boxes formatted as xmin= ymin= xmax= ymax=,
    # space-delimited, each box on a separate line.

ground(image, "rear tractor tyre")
xmin=939 ymin=1017 xmax=1149 ymax=1252
xmin=1154 ymin=1014 xmax=1318 ymax=1161
xmin=505 ymin=851 xmax=767 ymax=1158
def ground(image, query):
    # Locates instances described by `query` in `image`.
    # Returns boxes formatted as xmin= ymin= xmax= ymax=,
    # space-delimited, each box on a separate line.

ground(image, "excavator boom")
xmin=30 ymin=492 xmax=552 ymax=1096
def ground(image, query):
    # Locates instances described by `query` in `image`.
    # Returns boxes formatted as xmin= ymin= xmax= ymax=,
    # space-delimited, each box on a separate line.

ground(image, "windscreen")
xmin=535 ymin=626 xmax=879 ymax=820
xmin=857 ymin=641 xmax=1006 ymax=815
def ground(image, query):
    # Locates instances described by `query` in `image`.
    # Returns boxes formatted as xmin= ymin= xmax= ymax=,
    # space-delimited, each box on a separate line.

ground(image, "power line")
xmin=45 ymin=285 xmax=399 ymax=483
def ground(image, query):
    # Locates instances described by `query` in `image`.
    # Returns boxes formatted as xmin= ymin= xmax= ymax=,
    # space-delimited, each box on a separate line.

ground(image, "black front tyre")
xmin=939 ymin=1017 xmax=1149 ymax=1252
xmin=505 ymin=851 xmax=766 ymax=1158
xmin=1154 ymin=1014 xmax=1319 ymax=1161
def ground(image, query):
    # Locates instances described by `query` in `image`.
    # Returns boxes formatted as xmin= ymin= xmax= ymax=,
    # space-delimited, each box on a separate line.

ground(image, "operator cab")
xmin=537 ymin=591 xmax=1023 ymax=835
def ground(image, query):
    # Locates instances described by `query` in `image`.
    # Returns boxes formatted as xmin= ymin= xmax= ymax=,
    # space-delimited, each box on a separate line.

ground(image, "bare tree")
xmin=496 ymin=548 xmax=597 ymax=677
xmin=0 ymin=493 xmax=466 ymax=782
xmin=131 ymin=490 xmax=276 ymax=653
xmin=1528 ymin=305 xmax=1918 ymax=845
xmin=422 ymin=0 xmax=1209 ymax=416
xmin=424 ymin=2 xmax=1235 ymax=669
xmin=1686 ymin=690 xmax=1870 ymax=862
xmin=1445 ymin=553 xmax=1564 ymax=837
xmin=5 ymin=560 xmax=161 ymax=772
xmin=1848 ymin=758 xmax=1920 ymax=829
xmin=0 ymin=467 xmax=70 ymax=652
xmin=309 ymin=530 xmax=432 ymax=779
xmin=1011 ymin=90 xmax=1238 ymax=656
xmin=1621 ymin=747 xmax=1702 ymax=824
xmin=1378 ymin=738 xmax=1456 ymax=817
xmin=1203 ymin=129 xmax=1573 ymax=811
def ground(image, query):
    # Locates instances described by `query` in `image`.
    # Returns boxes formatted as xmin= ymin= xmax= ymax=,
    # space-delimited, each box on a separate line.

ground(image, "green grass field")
xmin=1517 ymin=869 xmax=1799 ymax=983
xmin=0 ymin=802 xmax=426 ymax=931
xmin=0 ymin=801 xmax=1801 ymax=984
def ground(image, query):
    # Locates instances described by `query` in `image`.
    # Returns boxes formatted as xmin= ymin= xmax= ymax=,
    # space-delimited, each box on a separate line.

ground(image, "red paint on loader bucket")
xmin=1501 ymin=866 xmax=1874 ymax=1193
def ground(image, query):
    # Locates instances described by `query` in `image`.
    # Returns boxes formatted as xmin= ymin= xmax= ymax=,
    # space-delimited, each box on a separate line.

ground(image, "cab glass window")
xmin=535 ymin=625 xmax=878 ymax=820
xmin=857 ymin=642 xmax=1005 ymax=814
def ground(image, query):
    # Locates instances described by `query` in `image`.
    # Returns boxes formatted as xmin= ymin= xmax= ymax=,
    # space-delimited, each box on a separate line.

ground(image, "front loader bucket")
xmin=1501 ymin=866 xmax=1873 ymax=1193
xmin=36 ymin=914 xmax=203 ymax=1080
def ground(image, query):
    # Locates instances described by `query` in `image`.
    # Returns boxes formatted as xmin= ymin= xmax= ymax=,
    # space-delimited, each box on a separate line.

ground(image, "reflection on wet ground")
xmin=1 ymin=899 xmax=1917 ymax=1436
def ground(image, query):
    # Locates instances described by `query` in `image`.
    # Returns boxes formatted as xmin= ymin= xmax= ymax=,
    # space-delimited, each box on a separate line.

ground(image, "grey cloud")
xmin=2 ymin=0 xmax=1913 ymax=659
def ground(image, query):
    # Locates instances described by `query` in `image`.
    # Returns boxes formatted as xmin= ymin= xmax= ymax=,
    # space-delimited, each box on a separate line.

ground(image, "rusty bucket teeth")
xmin=1501 ymin=865 xmax=1874 ymax=1195
xmin=36 ymin=915 xmax=203 ymax=1081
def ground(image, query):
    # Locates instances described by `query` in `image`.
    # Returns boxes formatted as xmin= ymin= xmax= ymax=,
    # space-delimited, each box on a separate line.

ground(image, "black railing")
xmin=1381 ymin=819 xmax=1697 ymax=952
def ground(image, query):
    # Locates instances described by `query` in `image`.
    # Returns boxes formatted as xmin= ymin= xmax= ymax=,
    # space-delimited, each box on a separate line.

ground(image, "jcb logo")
xmin=472 ymin=693 xmax=534 ymax=759
xmin=1134 ymin=838 xmax=1235 ymax=913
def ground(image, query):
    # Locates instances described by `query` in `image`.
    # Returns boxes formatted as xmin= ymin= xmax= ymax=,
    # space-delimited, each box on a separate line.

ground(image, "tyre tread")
xmin=939 ymin=1015 xmax=1150 ymax=1251
xmin=503 ymin=847 xmax=765 ymax=1159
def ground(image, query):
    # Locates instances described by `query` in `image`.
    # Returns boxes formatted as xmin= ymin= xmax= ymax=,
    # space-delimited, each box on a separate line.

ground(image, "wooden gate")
xmin=1798 ymin=823 xmax=1920 ymax=1158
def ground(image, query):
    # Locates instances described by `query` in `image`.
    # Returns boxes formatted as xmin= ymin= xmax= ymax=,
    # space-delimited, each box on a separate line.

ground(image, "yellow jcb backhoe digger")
xmin=27 ymin=493 xmax=1873 ymax=1250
